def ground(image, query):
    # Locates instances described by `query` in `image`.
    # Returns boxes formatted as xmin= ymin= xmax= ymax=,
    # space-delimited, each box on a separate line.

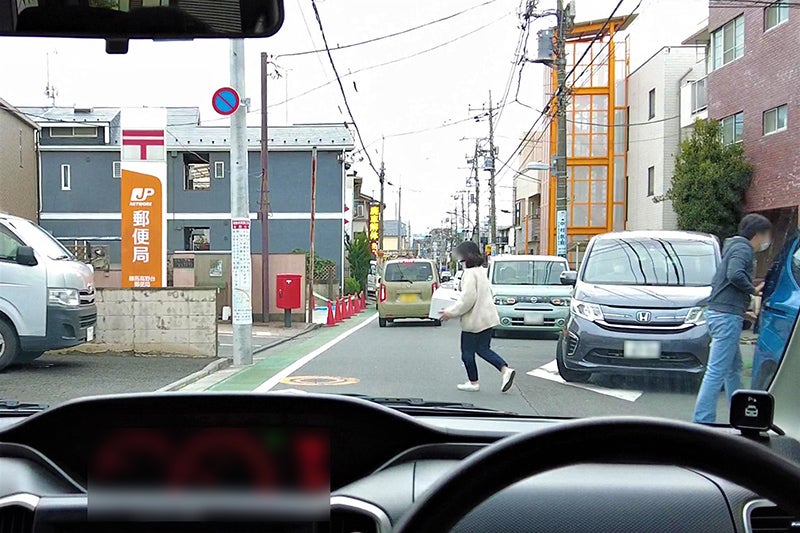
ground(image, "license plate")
xmin=86 ymin=326 xmax=95 ymax=342
xmin=399 ymin=294 xmax=418 ymax=303
xmin=523 ymin=312 xmax=545 ymax=326
xmin=624 ymin=340 xmax=660 ymax=359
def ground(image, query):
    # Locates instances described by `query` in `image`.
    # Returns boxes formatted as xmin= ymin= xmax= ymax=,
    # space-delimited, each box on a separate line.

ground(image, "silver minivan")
xmin=0 ymin=213 xmax=97 ymax=370
xmin=557 ymin=231 xmax=720 ymax=383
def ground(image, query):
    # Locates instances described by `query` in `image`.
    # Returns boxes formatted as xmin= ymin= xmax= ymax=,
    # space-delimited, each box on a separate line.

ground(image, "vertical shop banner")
xmin=231 ymin=219 xmax=253 ymax=325
xmin=120 ymin=109 xmax=167 ymax=288
xmin=368 ymin=202 xmax=380 ymax=256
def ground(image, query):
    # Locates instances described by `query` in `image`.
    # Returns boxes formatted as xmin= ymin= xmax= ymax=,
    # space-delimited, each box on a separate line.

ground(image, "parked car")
xmin=367 ymin=260 xmax=379 ymax=295
xmin=0 ymin=213 xmax=97 ymax=370
xmin=377 ymin=259 xmax=441 ymax=327
xmin=557 ymin=231 xmax=720 ymax=383
xmin=440 ymin=270 xmax=452 ymax=282
xmin=751 ymin=233 xmax=800 ymax=390
xmin=488 ymin=254 xmax=571 ymax=335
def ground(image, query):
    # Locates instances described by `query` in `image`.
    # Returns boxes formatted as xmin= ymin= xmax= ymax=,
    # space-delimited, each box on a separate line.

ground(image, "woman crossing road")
xmin=440 ymin=241 xmax=516 ymax=393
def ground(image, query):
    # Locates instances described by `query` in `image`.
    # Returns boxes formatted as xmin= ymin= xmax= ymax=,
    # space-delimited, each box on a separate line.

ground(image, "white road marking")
xmin=254 ymin=313 xmax=379 ymax=392
xmin=527 ymin=360 xmax=643 ymax=402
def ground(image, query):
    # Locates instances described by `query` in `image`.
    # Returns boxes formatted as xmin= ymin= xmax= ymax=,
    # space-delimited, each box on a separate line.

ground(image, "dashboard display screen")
xmin=87 ymin=427 xmax=329 ymax=522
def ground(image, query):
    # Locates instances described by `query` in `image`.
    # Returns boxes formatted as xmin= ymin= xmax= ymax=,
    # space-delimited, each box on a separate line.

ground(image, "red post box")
xmin=276 ymin=274 xmax=302 ymax=310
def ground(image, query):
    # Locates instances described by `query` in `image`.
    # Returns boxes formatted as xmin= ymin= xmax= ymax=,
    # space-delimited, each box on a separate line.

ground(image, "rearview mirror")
xmin=1 ymin=0 xmax=285 ymax=53
xmin=15 ymin=246 xmax=37 ymax=266
xmin=560 ymin=271 xmax=577 ymax=286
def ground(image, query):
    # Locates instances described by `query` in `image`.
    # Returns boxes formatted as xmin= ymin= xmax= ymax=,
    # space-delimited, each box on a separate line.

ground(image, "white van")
xmin=0 ymin=213 xmax=97 ymax=370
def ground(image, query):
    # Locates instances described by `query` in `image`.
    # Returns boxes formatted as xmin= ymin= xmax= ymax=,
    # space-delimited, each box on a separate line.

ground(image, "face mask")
xmin=759 ymin=239 xmax=771 ymax=252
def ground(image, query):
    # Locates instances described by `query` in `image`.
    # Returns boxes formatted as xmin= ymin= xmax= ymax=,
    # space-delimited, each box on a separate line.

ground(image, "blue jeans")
xmin=693 ymin=310 xmax=743 ymax=424
xmin=461 ymin=329 xmax=507 ymax=382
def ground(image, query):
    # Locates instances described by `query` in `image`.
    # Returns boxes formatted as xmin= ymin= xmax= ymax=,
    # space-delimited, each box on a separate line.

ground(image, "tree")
xmin=345 ymin=232 xmax=372 ymax=291
xmin=668 ymin=119 xmax=752 ymax=239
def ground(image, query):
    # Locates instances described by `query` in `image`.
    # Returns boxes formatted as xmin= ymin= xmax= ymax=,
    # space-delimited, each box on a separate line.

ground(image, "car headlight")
xmin=493 ymin=296 xmax=517 ymax=305
xmin=551 ymin=297 xmax=570 ymax=306
xmin=684 ymin=306 xmax=707 ymax=325
xmin=49 ymin=288 xmax=80 ymax=307
xmin=570 ymin=299 xmax=604 ymax=322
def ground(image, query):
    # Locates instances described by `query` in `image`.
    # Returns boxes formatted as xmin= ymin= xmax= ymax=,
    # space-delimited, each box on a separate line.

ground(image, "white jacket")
xmin=446 ymin=266 xmax=500 ymax=333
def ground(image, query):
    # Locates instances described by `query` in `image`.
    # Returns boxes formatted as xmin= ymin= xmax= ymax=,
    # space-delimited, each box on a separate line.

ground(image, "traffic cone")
xmin=345 ymin=296 xmax=352 ymax=318
xmin=353 ymin=294 xmax=360 ymax=313
xmin=326 ymin=301 xmax=336 ymax=327
xmin=361 ymin=291 xmax=366 ymax=310
xmin=335 ymin=298 xmax=342 ymax=323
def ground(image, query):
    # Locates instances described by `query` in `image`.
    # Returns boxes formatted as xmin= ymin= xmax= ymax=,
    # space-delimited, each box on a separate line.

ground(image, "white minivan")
xmin=0 ymin=213 xmax=97 ymax=370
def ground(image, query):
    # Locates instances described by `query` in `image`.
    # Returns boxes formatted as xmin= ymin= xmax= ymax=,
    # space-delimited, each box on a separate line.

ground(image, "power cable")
xmin=310 ymin=0 xmax=380 ymax=176
xmin=278 ymin=0 xmax=500 ymax=58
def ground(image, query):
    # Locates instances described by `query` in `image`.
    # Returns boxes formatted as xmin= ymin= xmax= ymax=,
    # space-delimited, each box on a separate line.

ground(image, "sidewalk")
xmin=171 ymin=309 xmax=377 ymax=392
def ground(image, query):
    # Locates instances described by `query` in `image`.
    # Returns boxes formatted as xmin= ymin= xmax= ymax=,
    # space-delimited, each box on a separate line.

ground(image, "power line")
xmin=268 ymin=10 xmax=514 ymax=111
xmin=278 ymin=0 xmax=500 ymax=58
xmin=310 ymin=0 xmax=380 ymax=176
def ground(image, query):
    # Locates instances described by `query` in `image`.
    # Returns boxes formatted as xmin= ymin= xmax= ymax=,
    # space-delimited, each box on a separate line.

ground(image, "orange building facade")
xmin=541 ymin=16 xmax=631 ymax=265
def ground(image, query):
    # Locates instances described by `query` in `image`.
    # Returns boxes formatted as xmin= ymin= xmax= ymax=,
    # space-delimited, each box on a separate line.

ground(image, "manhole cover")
xmin=279 ymin=375 xmax=360 ymax=386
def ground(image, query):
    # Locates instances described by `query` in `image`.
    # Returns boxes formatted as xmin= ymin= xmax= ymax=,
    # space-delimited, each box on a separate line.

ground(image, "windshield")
xmin=4 ymin=219 xmax=74 ymax=260
xmin=384 ymin=262 xmax=434 ymax=282
xmin=492 ymin=260 xmax=566 ymax=285
xmin=581 ymin=238 xmax=717 ymax=287
xmin=2 ymin=0 xmax=798 ymax=435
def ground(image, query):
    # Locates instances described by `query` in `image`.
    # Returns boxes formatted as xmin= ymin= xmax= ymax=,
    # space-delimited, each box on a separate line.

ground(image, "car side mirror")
xmin=560 ymin=271 xmax=577 ymax=285
xmin=15 ymin=246 xmax=37 ymax=266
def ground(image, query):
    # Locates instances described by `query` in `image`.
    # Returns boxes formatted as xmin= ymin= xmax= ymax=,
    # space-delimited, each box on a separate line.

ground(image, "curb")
xmin=159 ymin=322 xmax=323 ymax=392
xmin=252 ymin=323 xmax=322 ymax=355
xmin=157 ymin=357 xmax=231 ymax=392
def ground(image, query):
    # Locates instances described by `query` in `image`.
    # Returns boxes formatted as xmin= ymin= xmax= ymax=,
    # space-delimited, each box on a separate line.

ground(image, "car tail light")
xmin=379 ymin=283 xmax=386 ymax=302
xmin=432 ymin=282 xmax=439 ymax=293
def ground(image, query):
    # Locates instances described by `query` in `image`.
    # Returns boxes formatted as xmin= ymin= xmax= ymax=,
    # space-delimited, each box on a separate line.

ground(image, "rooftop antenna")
xmin=44 ymin=51 xmax=58 ymax=106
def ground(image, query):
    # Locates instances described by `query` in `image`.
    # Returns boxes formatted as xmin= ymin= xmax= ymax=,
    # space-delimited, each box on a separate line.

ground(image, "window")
xmin=183 ymin=153 xmax=211 ymax=191
xmin=721 ymin=112 xmax=744 ymax=144
xmin=49 ymin=126 xmax=98 ymax=138
xmin=384 ymin=262 xmax=434 ymax=282
xmin=184 ymin=227 xmax=210 ymax=251
xmin=514 ymin=202 xmax=521 ymax=226
xmin=214 ymin=161 xmax=225 ymax=179
xmin=112 ymin=161 xmax=121 ymax=178
xmin=763 ymin=104 xmax=788 ymax=135
xmin=647 ymin=166 xmax=655 ymax=197
xmin=61 ymin=164 xmax=71 ymax=190
xmin=355 ymin=202 xmax=366 ymax=218
xmin=691 ymin=78 xmax=707 ymax=113
xmin=648 ymin=89 xmax=656 ymax=120
xmin=582 ymin=238 xmax=718 ymax=287
xmin=492 ymin=260 xmax=567 ymax=285
xmin=711 ymin=15 xmax=744 ymax=70
xmin=0 ymin=226 xmax=23 ymax=263
xmin=765 ymin=0 xmax=788 ymax=30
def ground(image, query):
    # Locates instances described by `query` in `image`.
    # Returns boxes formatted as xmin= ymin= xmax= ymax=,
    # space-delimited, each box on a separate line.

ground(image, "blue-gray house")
xmin=19 ymin=106 xmax=354 ymax=278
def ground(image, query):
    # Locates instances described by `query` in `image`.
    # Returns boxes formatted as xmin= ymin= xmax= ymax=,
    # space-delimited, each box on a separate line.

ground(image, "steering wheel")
xmin=393 ymin=417 xmax=800 ymax=533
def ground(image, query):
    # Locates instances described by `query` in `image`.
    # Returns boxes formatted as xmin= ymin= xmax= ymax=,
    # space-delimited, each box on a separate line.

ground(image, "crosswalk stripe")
xmin=527 ymin=360 xmax=643 ymax=402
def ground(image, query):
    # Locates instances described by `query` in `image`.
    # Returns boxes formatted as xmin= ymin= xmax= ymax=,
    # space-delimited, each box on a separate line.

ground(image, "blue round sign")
xmin=212 ymin=87 xmax=240 ymax=116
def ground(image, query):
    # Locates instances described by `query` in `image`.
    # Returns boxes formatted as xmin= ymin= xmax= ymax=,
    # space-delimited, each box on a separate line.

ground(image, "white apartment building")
xmin=626 ymin=45 xmax=706 ymax=231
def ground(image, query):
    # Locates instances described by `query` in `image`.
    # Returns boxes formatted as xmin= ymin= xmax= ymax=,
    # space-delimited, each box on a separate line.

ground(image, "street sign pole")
xmin=229 ymin=39 xmax=253 ymax=365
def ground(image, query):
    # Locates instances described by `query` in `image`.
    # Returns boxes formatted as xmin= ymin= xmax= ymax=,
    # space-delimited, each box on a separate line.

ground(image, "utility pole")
xmin=378 ymin=136 xmax=386 ymax=251
xmin=469 ymin=92 xmax=497 ymax=246
xmin=230 ymin=39 xmax=253 ymax=365
xmin=260 ymin=52 xmax=270 ymax=323
xmin=397 ymin=186 xmax=402 ymax=252
xmin=472 ymin=142 xmax=481 ymax=246
xmin=488 ymin=91 xmax=497 ymax=246
xmin=308 ymin=147 xmax=318 ymax=322
xmin=554 ymin=0 xmax=570 ymax=259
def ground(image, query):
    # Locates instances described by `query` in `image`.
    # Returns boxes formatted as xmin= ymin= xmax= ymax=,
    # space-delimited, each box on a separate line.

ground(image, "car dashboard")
xmin=0 ymin=393 xmax=798 ymax=532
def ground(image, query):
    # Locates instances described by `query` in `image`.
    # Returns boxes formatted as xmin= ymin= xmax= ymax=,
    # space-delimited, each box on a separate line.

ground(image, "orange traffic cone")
xmin=335 ymin=298 xmax=342 ymax=323
xmin=326 ymin=301 xmax=336 ymax=327
xmin=345 ymin=296 xmax=352 ymax=318
xmin=361 ymin=291 xmax=366 ymax=310
xmin=353 ymin=294 xmax=360 ymax=313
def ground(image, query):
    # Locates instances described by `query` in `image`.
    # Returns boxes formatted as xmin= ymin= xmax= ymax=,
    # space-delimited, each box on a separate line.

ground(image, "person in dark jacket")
xmin=693 ymin=214 xmax=772 ymax=424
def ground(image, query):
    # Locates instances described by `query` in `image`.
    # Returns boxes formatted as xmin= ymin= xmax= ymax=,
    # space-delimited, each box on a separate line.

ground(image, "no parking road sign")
xmin=212 ymin=87 xmax=240 ymax=116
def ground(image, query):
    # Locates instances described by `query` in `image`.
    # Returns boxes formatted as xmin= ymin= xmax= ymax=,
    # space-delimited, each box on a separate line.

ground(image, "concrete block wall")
xmin=93 ymin=288 xmax=217 ymax=357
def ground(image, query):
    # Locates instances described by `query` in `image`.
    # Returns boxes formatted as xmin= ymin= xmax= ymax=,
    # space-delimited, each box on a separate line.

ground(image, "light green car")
xmin=488 ymin=255 xmax=572 ymax=334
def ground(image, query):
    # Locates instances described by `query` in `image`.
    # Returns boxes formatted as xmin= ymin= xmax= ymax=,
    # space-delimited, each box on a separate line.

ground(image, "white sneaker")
xmin=457 ymin=381 xmax=480 ymax=391
xmin=501 ymin=368 xmax=516 ymax=392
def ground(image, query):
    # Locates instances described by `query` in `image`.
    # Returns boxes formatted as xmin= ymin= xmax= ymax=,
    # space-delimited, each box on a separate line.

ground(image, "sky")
xmin=0 ymin=0 xmax=707 ymax=233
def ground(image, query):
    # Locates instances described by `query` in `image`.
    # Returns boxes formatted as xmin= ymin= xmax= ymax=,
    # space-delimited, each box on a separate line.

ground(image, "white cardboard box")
xmin=429 ymin=287 xmax=461 ymax=319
